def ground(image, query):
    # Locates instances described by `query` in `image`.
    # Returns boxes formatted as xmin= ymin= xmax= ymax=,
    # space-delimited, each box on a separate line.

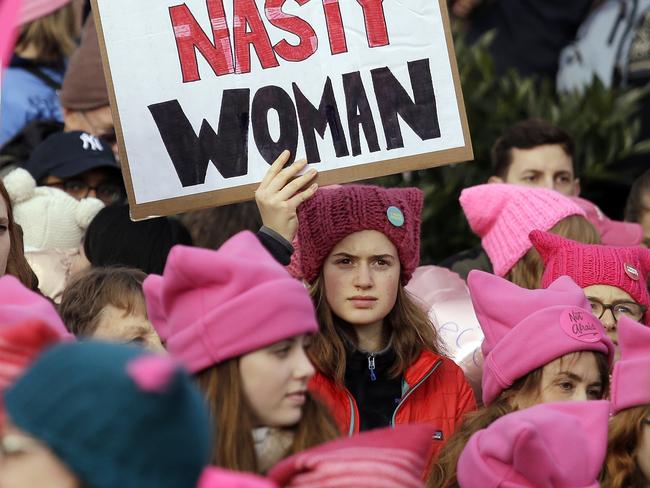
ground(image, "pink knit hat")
xmin=20 ymin=0 xmax=71 ymax=24
xmin=143 ymin=231 xmax=318 ymax=374
xmin=296 ymin=185 xmax=423 ymax=284
xmin=610 ymin=316 xmax=650 ymax=414
xmin=459 ymin=184 xmax=586 ymax=276
xmin=457 ymin=400 xmax=610 ymax=488
xmin=268 ymin=424 xmax=435 ymax=487
xmin=468 ymin=270 xmax=614 ymax=405
xmin=0 ymin=275 xmax=70 ymax=338
xmin=530 ymin=230 xmax=650 ymax=325
xmin=571 ymin=196 xmax=643 ymax=246
xmin=197 ymin=467 xmax=276 ymax=488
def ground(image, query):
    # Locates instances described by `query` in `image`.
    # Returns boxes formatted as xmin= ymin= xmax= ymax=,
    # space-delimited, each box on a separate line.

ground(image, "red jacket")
xmin=309 ymin=350 xmax=476 ymax=459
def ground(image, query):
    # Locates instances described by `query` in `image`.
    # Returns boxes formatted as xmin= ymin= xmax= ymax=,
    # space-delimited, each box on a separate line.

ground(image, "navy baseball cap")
xmin=23 ymin=131 xmax=120 ymax=182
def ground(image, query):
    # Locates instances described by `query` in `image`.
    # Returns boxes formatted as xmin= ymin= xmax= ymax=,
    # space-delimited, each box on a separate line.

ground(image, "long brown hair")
xmin=308 ymin=276 xmax=444 ymax=384
xmin=0 ymin=181 xmax=37 ymax=290
xmin=429 ymin=351 xmax=610 ymax=488
xmin=194 ymin=359 xmax=339 ymax=473
xmin=506 ymin=214 xmax=601 ymax=289
xmin=601 ymin=404 xmax=650 ymax=488
xmin=15 ymin=3 xmax=78 ymax=61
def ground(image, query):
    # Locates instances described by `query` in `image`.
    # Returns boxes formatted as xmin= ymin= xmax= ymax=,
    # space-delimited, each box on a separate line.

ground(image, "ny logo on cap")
xmin=80 ymin=133 xmax=104 ymax=152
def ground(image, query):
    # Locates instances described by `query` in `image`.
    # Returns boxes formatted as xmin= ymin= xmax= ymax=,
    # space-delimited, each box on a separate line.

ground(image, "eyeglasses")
xmin=587 ymin=297 xmax=647 ymax=322
xmin=43 ymin=179 xmax=124 ymax=204
xmin=80 ymin=110 xmax=117 ymax=147
xmin=0 ymin=434 xmax=41 ymax=458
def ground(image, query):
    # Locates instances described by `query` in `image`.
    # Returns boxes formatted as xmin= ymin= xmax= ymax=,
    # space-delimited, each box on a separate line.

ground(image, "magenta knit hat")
xmin=268 ymin=424 xmax=434 ymax=487
xmin=459 ymin=184 xmax=586 ymax=276
xmin=20 ymin=0 xmax=71 ymax=24
xmin=143 ymin=231 xmax=318 ymax=373
xmin=531 ymin=230 xmax=650 ymax=325
xmin=610 ymin=316 xmax=650 ymax=414
xmin=468 ymin=270 xmax=614 ymax=405
xmin=296 ymin=185 xmax=423 ymax=285
xmin=571 ymin=196 xmax=643 ymax=246
xmin=0 ymin=275 xmax=70 ymax=338
xmin=457 ymin=400 xmax=610 ymax=488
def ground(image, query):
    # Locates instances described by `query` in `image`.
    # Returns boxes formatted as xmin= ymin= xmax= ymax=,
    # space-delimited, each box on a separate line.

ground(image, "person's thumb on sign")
xmin=255 ymin=150 xmax=318 ymax=243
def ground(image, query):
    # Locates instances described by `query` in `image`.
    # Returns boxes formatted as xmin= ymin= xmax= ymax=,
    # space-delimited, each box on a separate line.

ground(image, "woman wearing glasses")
xmin=601 ymin=316 xmax=650 ymax=487
xmin=531 ymin=230 xmax=650 ymax=360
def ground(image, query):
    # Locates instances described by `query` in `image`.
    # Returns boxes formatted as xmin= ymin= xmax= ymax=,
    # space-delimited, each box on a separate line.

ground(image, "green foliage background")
xmin=379 ymin=32 xmax=650 ymax=263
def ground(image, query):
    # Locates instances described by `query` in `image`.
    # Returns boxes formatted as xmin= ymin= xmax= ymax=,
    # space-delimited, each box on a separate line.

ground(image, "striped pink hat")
xmin=20 ymin=0 xmax=71 ymax=24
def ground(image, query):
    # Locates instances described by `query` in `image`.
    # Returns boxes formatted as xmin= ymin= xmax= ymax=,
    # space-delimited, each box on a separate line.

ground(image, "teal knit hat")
xmin=4 ymin=341 xmax=211 ymax=488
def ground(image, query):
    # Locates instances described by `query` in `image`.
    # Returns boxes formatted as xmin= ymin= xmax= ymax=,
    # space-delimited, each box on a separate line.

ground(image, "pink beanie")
xmin=20 ymin=0 xmax=71 ymax=25
xmin=0 ymin=275 xmax=70 ymax=338
xmin=531 ymin=230 xmax=650 ymax=325
xmin=143 ymin=231 xmax=318 ymax=374
xmin=197 ymin=467 xmax=276 ymax=488
xmin=459 ymin=184 xmax=586 ymax=276
xmin=296 ymin=185 xmax=423 ymax=285
xmin=457 ymin=400 xmax=610 ymax=488
xmin=610 ymin=316 xmax=650 ymax=414
xmin=268 ymin=424 xmax=434 ymax=487
xmin=571 ymin=196 xmax=643 ymax=246
xmin=468 ymin=270 xmax=614 ymax=405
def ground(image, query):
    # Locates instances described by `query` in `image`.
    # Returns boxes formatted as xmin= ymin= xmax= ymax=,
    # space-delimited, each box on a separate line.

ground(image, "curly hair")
xmin=601 ymin=404 xmax=650 ymax=488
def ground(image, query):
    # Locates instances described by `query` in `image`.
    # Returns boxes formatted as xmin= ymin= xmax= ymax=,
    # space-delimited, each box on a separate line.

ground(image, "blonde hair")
xmin=506 ymin=214 xmax=601 ymax=289
xmin=601 ymin=404 xmax=650 ymax=488
xmin=15 ymin=4 xmax=78 ymax=61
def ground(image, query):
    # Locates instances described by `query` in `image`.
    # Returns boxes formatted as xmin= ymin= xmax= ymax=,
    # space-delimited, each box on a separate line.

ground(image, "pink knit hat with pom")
xmin=20 ymin=0 xmax=71 ymax=25
xmin=268 ymin=424 xmax=435 ymax=487
xmin=459 ymin=184 xmax=585 ymax=276
xmin=457 ymin=400 xmax=610 ymax=488
xmin=143 ymin=231 xmax=318 ymax=373
xmin=610 ymin=316 xmax=650 ymax=414
xmin=530 ymin=230 xmax=650 ymax=325
xmin=0 ymin=275 xmax=71 ymax=338
xmin=468 ymin=270 xmax=614 ymax=405
xmin=296 ymin=185 xmax=423 ymax=285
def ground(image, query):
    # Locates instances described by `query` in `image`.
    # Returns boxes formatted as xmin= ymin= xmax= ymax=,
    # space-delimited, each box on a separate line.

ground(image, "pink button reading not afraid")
xmin=560 ymin=308 xmax=602 ymax=343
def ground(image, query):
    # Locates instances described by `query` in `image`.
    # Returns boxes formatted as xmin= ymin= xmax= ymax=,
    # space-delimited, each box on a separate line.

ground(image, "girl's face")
xmin=0 ymin=423 xmax=80 ymax=488
xmin=239 ymin=334 xmax=315 ymax=428
xmin=322 ymin=230 xmax=400 ymax=329
xmin=636 ymin=419 xmax=650 ymax=482
xmin=513 ymin=352 xmax=604 ymax=409
xmin=583 ymin=284 xmax=644 ymax=360
xmin=0 ymin=197 xmax=10 ymax=276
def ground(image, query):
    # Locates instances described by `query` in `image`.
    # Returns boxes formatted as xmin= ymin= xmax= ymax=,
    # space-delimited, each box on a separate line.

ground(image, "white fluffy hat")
xmin=3 ymin=168 xmax=105 ymax=251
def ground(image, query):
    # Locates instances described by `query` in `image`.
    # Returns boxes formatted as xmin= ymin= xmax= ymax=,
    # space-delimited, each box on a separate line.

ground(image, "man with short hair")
xmin=487 ymin=118 xmax=580 ymax=196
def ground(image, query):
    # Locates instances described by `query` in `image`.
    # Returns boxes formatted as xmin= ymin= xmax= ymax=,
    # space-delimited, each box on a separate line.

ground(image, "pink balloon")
xmin=0 ymin=0 xmax=22 ymax=68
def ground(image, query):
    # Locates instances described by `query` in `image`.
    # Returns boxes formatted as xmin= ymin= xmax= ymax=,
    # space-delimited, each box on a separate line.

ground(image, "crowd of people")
xmin=2 ymin=0 xmax=650 ymax=488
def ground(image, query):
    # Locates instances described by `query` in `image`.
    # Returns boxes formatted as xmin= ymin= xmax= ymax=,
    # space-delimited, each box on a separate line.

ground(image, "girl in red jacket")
xmin=256 ymin=152 xmax=476 ymax=460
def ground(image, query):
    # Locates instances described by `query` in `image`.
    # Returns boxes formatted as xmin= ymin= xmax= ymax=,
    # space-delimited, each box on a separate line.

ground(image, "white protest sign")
xmin=92 ymin=0 xmax=472 ymax=219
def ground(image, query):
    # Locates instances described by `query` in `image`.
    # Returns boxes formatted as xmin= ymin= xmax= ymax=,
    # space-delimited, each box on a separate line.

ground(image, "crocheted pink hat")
xmin=531 ymin=230 xmax=650 ymax=325
xmin=268 ymin=424 xmax=434 ymax=487
xmin=457 ymin=400 xmax=610 ymax=488
xmin=20 ymin=0 xmax=71 ymax=24
xmin=571 ymin=196 xmax=643 ymax=246
xmin=0 ymin=275 xmax=70 ymax=338
xmin=296 ymin=185 xmax=423 ymax=285
xmin=459 ymin=184 xmax=586 ymax=276
xmin=468 ymin=270 xmax=614 ymax=405
xmin=611 ymin=316 xmax=650 ymax=414
xmin=143 ymin=231 xmax=318 ymax=373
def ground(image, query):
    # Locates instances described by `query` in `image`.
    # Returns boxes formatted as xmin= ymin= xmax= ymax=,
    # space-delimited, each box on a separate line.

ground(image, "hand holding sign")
xmin=255 ymin=150 xmax=318 ymax=243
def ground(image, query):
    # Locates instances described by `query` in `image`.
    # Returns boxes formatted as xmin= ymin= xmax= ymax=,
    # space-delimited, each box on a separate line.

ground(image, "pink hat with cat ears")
xmin=611 ymin=316 xmax=650 ymax=414
xmin=458 ymin=400 xmax=610 ymax=488
xmin=468 ymin=270 xmax=614 ymax=405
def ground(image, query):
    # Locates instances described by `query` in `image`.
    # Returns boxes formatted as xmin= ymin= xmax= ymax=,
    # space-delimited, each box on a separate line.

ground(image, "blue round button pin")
xmin=386 ymin=206 xmax=404 ymax=227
